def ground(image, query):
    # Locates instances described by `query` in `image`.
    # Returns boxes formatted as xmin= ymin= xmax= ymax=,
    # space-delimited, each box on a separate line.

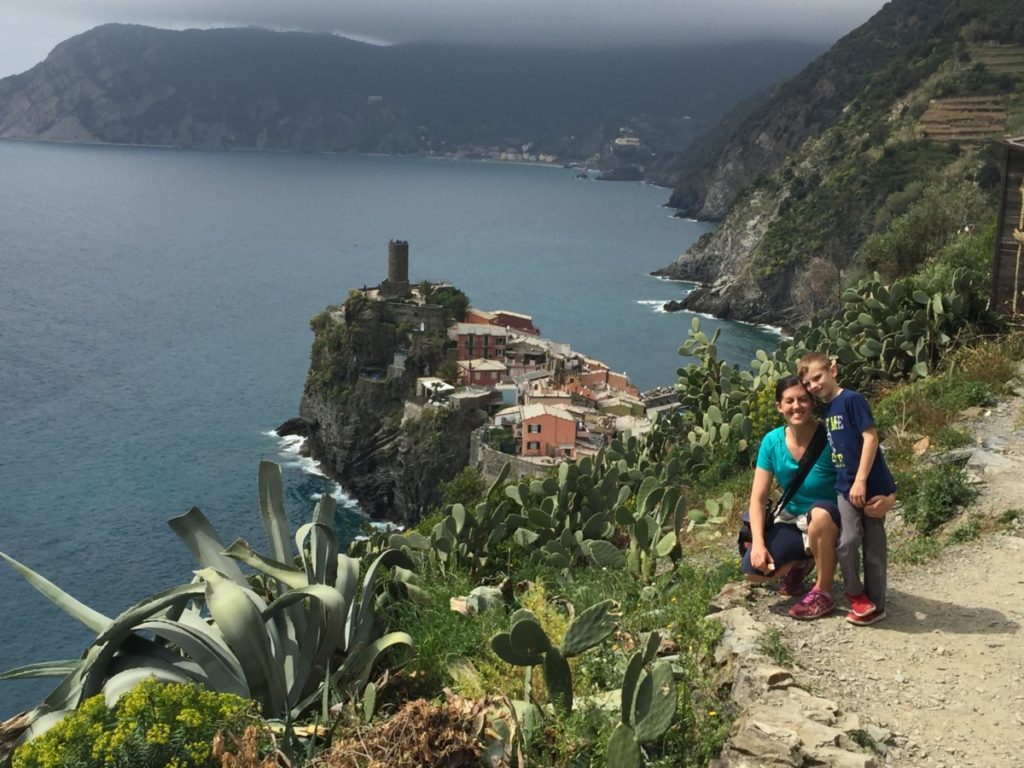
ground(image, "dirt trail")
xmin=746 ymin=385 xmax=1024 ymax=766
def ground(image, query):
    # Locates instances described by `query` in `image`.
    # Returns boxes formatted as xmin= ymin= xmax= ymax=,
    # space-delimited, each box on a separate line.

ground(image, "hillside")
xmin=0 ymin=24 xmax=820 ymax=161
xmin=655 ymin=0 xmax=1024 ymax=328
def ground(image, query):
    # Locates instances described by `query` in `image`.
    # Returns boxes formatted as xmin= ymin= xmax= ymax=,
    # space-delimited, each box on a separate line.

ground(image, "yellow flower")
xmin=146 ymin=722 xmax=171 ymax=745
xmin=707 ymin=710 xmax=717 ymax=717
xmin=186 ymin=741 xmax=211 ymax=763
xmin=176 ymin=707 xmax=204 ymax=728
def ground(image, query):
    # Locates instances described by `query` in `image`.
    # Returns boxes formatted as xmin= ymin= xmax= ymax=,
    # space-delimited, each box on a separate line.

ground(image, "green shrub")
xmin=998 ymin=509 xmax=1023 ymax=525
xmin=947 ymin=519 xmax=981 ymax=544
xmin=13 ymin=679 xmax=255 ymax=768
xmin=933 ymin=426 xmax=973 ymax=449
xmin=901 ymin=466 xmax=977 ymax=535
xmin=437 ymin=466 xmax=486 ymax=510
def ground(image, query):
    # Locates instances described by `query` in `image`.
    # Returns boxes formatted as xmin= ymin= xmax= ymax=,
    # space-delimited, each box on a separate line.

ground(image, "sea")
xmin=0 ymin=140 xmax=780 ymax=717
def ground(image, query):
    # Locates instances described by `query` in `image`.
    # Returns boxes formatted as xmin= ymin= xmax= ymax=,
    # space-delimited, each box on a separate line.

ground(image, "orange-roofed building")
xmin=520 ymin=404 xmax=577 ymax=459
xmin=456 ymin=358 xmax=507 ymax=387
xmin=465 ymin=308 xmax=540 ymax=336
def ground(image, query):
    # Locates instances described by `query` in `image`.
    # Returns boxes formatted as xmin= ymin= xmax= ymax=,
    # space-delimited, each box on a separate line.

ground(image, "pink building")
xmin=520 ymin=404 xmax=577 ymax=459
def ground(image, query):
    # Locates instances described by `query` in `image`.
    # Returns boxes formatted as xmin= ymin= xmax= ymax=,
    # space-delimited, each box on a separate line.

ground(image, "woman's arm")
xmin=748 ymin=467 xmax=775 ymax=571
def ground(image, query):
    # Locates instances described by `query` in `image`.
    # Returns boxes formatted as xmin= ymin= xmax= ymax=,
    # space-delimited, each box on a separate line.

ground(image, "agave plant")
xmin=1 ymin=461 xmax=415 ymax=741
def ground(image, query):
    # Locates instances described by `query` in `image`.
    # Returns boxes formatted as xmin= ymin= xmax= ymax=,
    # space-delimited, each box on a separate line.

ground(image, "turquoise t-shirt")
xmin=755 ymin=425 xmax=836 ymax=516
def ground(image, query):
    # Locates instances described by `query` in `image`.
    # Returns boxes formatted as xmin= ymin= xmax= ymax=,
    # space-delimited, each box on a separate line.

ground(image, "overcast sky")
xmin=2 ymin=0 xmax=889 ymax=79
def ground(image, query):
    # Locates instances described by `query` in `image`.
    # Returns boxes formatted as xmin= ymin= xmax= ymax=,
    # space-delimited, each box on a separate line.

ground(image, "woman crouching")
xmin=743 ymin=375 xmax=892 ymax=619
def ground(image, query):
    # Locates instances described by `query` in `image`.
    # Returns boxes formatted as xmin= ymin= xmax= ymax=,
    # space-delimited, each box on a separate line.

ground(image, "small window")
xmin=527 ymin=424 xmax=541 ymax=433
xmin=527 ymin=441 xmax=540 ymax=450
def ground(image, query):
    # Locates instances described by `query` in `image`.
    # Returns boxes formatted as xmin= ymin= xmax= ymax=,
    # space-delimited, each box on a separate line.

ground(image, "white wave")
xmin=265 ymin=431 xmax=365 ymax=509
xmin=635 ymin=299 xmax=669 ymax=314
xmin=352 ymin=520 xmax=404 ymax=543
xmin=683 ymin=310 xmax=787 ymax=339
xmin=651 ymin=274 xmax=699 ymax=288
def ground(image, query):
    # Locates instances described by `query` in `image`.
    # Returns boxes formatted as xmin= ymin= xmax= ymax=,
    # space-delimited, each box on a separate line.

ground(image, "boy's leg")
xmin=862 ymin=515 xmax=888 ymax=612
xmin=835 ymin=495 xmax=864 ymax=596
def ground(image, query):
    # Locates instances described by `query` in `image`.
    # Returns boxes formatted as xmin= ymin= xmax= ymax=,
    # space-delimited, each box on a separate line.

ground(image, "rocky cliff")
xmin=291 ymin=296 xmax=485 ymax=525
xmin=656 ymin=0 xmax=1022 ymax=327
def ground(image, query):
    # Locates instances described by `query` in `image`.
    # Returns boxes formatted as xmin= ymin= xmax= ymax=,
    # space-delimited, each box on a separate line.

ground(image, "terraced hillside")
xmin=918 ymin=95 xmax=1007 ymax=141
xmin=971 ymin=43 xmax=1024 ymax=76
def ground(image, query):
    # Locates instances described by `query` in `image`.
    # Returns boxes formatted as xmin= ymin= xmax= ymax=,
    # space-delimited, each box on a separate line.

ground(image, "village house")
xmin=449 ymin=323 xmax=508 ymax=361
xmin=465 ymin=308 xmax=541 ymax=336
xmin=519 ymin=404 xmax=578 ymax=460
xmin=456 ymin=358 xmax=508 ymax=387
xmin=415 ymin=376 xmax=456 ymax=401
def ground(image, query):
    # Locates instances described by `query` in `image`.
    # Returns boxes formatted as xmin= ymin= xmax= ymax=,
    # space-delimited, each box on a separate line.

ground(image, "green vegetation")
xmin=11 ymin=680 xmax=254 ymax=768
xmin=8 ymin=8 xmax=1024 ymax=764
xmin=947 ymin=518 xmax=982 ymax=544
xmin=901 ymin=466 xmax=978 ymax=535
xmin=6 ymin=280 xmax=1018 ymax=767
xmin=756 ymin=629 xmax=794 ymax=667
xmin=430 ymin=286 xmax=470 ymax=325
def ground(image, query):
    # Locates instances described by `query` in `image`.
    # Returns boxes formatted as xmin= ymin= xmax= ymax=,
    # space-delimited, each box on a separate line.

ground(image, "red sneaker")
xmin=846 ymin=591 xmax=876 ymax=618
xmin=847 ymin=608 xmax=887 ymax=626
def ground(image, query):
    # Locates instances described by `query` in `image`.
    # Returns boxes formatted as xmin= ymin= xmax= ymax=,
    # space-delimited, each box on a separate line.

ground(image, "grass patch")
xmin=946 ymin=518 xmax=981 ymax=544
xmin=387 ymin=571 xmax=516 ymax=701
xmin=891 ymin=535 xmax=943 ymax=564
xmin=756 ymin=628 xmax=793 ymax=666
xmin=942 ymin=332 xmax=1024 ymax=391
xmin=998 ymin=508 xmax=1023 ymax=525
xmin=875 ymin=375 xmax=993 ymax=439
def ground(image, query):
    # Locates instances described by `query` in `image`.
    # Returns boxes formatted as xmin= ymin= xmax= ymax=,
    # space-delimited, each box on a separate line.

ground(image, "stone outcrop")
xmin=653 ymin=184 xmax=801 ymax=328
xmin=294 ymin=300 xmax=485 ymax=525
xmin=707 ymin=582 xmax=885 ymax=767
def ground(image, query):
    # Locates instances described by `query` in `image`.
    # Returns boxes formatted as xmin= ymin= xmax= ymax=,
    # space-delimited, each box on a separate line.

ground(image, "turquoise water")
xmin=0 ymin=141 xmax=778 ymax=716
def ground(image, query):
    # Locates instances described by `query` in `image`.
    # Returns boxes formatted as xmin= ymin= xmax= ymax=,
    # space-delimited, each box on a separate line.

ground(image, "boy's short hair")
xmin=797 ymin=350 xmax=832 ymax=378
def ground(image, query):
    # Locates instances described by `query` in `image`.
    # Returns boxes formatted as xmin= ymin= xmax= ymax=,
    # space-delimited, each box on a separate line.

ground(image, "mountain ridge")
xmin=0 ymin=23 xmax=821 ymax=160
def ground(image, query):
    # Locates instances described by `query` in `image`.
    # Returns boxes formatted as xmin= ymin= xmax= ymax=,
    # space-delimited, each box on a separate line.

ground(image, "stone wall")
xmin=472 ymin=429 xmax=552 ymax=483
xmin=707 ymin=582 xmax=886 ymax=767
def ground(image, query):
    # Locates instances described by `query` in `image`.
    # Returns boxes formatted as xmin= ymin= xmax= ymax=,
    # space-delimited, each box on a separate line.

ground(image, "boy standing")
xmin=798 ymin=352 xmax=896 ymax=626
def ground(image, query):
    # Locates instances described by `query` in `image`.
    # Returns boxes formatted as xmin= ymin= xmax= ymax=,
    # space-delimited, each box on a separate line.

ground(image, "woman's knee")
xmin=807 ymin=507 xmax=839 ymax=541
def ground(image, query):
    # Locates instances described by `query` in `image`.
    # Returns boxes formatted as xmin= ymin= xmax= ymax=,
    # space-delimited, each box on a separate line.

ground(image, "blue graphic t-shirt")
xmin=824 ymin=389 xmax=897 ymax=499
xmin=756 ymin=425 xmax=836 ymax=516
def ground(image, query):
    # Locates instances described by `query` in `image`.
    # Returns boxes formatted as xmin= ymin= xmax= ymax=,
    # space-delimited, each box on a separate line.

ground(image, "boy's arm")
xmin=850 ymin=426 xmax=880 ymax=508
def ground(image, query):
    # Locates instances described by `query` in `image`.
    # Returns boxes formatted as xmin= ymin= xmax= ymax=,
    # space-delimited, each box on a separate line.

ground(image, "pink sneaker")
xmin=846 ymin=591 xmax=877 ymax=618
xmin=788 ymin=588 xmax=835 ymax=621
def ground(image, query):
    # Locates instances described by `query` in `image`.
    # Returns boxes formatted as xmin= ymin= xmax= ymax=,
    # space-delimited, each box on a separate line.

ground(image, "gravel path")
xmin=746 ymin=387 xmax=1024 ymax=767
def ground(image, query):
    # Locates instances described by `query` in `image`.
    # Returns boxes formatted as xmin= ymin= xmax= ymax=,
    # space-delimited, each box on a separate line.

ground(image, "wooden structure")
xmin=993 ymin=136 xmax=1024 ymax=317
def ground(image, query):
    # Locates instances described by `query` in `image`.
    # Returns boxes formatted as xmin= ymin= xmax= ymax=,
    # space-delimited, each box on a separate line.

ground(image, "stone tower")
xmin=381 ymin=239 xmax=411 ymax=298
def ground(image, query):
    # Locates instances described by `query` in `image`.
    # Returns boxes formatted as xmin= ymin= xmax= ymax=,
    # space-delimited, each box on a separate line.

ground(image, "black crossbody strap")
xmin=773 ymin=424 xmax=828 ymax=515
